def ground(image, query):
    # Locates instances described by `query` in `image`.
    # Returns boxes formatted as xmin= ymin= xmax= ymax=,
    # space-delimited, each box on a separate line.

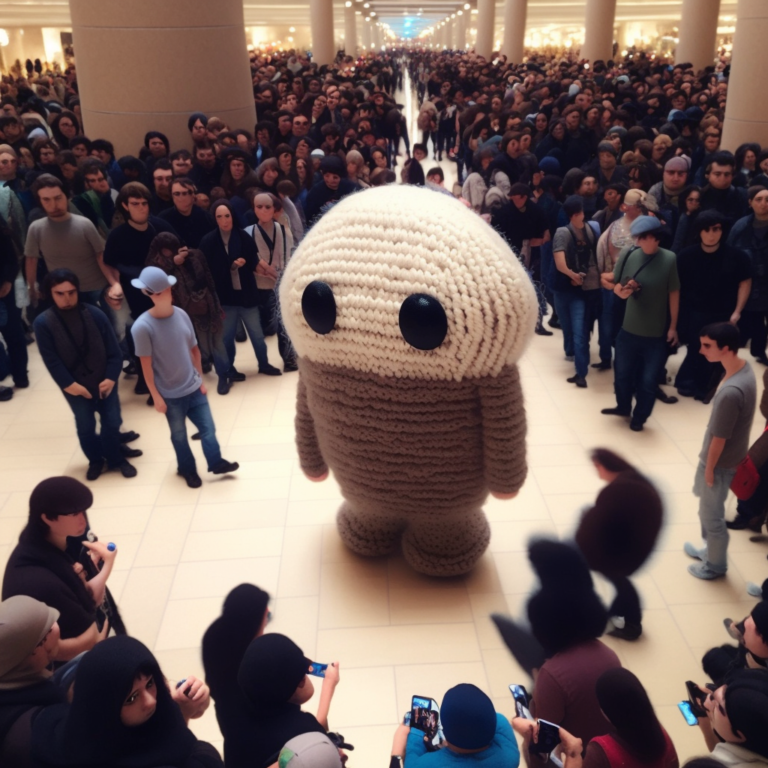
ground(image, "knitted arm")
xmin=295 ymin=376 xmax=328 ymax=479
xmin=478 ymin=364 xmax=528 ymax=495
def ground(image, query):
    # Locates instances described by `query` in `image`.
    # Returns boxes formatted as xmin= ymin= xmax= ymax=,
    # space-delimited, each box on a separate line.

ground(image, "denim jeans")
xmin=196 ymin=326 xmax=230 ymax=378
xmin=222 ymin=304 xmax=270 ymax=370
xmin=693 ymin=461 xmax=735 ymax=573
xmin=164 ymin=388 xmax=222 ymax=475
xmin=553 ymin=289 xmax=599 ymax=377
xmin=598 ymin=288 xmax=615 ymax=363
xmin=63 ymin=387 xmax=124 ymax=467
xmin=614 ymin=329 xmax=669 ymax=424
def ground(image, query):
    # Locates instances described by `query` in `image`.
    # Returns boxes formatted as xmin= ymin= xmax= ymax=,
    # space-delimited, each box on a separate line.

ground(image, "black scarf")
xmin=32 ymin=636 xmax=199 ymax=767
xmin=45 ymin=305 xmax=107 ymax=397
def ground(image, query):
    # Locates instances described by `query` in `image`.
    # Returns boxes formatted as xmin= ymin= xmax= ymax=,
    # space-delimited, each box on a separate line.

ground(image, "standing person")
xmin=675 ymin=211 xmax=752 ymax=400
xmin=244 ymin=193 xmax=297 ymax=372
xmin=34 ymin=269 xmax=138 ymax=481
xmin=601 ymin=217 xmax=680 ymax=432
xmin=575 ymin=449 xmax=664 ymax=641
xmin=158 ymin=177 xmax=215 ymax=248
xmin=0 ymin=225 xmax=26 ymax=401
xmin=145 ymin=232 xmax=230 ymax=392
xmin=24 ymin=175 xmax=114 ymax=312
xmin=199 ymin=200 xmax=281 ymax=380
xmin=130 ymin=266 xmax=239 ymax=488
xmin=684 ymin=322 xmax=756 ymax=580
xmin=303 ymin=156 xmax=357 ymax=229
xmin=552 ymin=195 xmax=601 ymax=388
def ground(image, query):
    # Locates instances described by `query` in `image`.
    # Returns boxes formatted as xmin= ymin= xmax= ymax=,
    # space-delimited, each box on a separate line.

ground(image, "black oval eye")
xmin=301 ymin=280 xmax=336 ymax=335
xmin=398 ymin=294 xmax=448 ymax=351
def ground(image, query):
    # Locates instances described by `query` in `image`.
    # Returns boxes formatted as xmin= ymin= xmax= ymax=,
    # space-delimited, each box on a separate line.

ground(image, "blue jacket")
xmin=728 ymin=213 xmax=768 ymax=311
xmin=405 ymin=715 xmax=519 ymax=768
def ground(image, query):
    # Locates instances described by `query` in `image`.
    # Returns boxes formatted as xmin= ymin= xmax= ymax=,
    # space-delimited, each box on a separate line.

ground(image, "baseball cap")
xmin=131 ymin=266 xmax=177 ymax=294
xmin=630 ymin=215 xmax=661 ymax=237
xmin=278 ymin=733 xmax=343 ymax=768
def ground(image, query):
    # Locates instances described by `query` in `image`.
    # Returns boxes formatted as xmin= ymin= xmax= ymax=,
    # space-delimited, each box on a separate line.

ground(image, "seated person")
xmin=278 ymin=733 xmax=345 ymax=768
xmin=2 ymin=477 xmax=117 ymax=660
xmin=697 ymin=668 xmax=768 ymax=766
xmin=202 ymin=584 xmax=270 ymax=768
xmin=705 ymin=602 xmax=768 ymax=684
xmin=394 ymin=684 xmax=518 ymax=768
xmin=31 ymin=635 xmax=217 ymax=767
xmin=0 ymin=596 xmax=65 ymax=768
xmin=236 ymin=633 xmax=340 ymax=768
xmin=531 ymin=668 xmax=678 ymax=768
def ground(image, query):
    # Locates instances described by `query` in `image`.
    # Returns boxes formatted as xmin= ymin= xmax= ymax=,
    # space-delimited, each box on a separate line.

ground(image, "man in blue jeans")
xmin=131 ymin=266 xmax=238 ymax=488
xmin=601 ymin=216 xmax=679 ymax=431
xmin=684 ymin=323 xmax=756 ymax=580
xmin=34 ymin=269 xmax=138 ymax=481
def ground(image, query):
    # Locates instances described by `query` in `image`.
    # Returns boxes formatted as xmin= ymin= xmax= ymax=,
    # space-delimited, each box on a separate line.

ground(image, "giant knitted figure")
xmin=279 ymin=185 xmax=538 ymax=576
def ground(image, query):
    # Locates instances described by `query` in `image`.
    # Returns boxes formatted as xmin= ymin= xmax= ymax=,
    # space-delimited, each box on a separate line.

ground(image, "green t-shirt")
xmin=613 ymin=246 xmax=680 ymax=337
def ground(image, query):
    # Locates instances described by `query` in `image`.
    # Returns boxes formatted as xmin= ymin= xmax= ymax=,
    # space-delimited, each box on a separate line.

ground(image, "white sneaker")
xmin=747 ymin=582 xmax=763 ymax=598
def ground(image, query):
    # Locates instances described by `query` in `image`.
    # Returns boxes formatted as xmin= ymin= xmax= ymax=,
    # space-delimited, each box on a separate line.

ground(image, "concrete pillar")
xmin=361 ymin=18 xmax=372 ymax=50
xmin=310 ymin=0 xmax=335 ymax=64
xmin=722 ymin=0 xmax=768 ymax=151
xmin=676 ymin=0 xmax=720 ymax=71
xmin=501 ymin=0 xmax=527 ymax=63
xmin=69 ymin=0 xmax=255 ymax=158
xmin=476 ymin=0 xmax=495 ymax=59
xmin=580 ymin=0 xmax=617 ymax=64
xmin=456 ymin=11 xmax=468 ymax=50
xmin=372 ymin=23 xmax=381 ymax=50
xmin=344 ymin=2 xmax=357 ymax=54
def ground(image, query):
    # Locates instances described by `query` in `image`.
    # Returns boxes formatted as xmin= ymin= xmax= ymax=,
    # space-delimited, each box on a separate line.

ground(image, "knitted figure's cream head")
xmin=279 ymin=185 xmax=538 ymax=381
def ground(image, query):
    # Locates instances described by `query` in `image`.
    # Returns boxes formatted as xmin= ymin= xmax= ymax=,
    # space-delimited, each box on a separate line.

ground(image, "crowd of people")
xmin=0 ymin=37 xmax=767 ymax=768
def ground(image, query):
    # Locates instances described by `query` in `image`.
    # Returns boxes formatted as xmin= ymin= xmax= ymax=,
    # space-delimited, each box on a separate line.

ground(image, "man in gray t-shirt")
xmin=131 ymin=267 xmax=239 ymax=488
xmin=685 ymin=323 xmax=756 ymax=580
xmin=24 ymin=176 xmax=111 ymax=304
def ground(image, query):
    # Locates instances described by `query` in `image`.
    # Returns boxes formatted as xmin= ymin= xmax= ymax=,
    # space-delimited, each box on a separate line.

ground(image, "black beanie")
xmin=29 ymin=476 xmax=93 ymax=518
xmin=563 ymin=194 xmax=584 ymax=218
xmin=441 ymin=684 xmax=496 ymax=749
xmin=751 ymin=602 xmax=768 ymax=643
xmin=319 ymin=155 xmax=347 ymax=178
xmin=724 ymin=669 xmax=768 ymax=758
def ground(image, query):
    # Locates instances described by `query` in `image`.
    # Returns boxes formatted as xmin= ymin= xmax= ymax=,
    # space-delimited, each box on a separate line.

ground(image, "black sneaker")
xmin=191 ymin=432 xmax=201 ymax=441
xmin=629 ymin=420 xmax=644 ymax=432
xmin=120 ymin=445 xmax=143 ymax=458
xmin=14 ymin=376 xmax=29 ymax=389
xmin=567 ymin=375 xmax=587 ymax=388
xmin=134 ymin=381 xmax=149 ymax=395
xmin=283 ymin=362 xmax=299 ymax=372
xmin=0 ymin=386 xmax=13 ymax=402
xmin=146 ymin=395 xmax=154 ymax=407
xmin=217 ymin=376 xmax=230 ymax=395
xmin=212 ymin=459 xmax=239 ymax=475
xmin=202 ymin=361 xmax=213 ymax=374
xmin=178 ymin=470 xmax=202 ymax=488
xmin=535 ymin=324 xmax=554 ymax=336
xmin=228 ymin=368 xmax=246 ymax=382
xmin=259 ymin=364 xmax=282 ymax=376
xmin=86 ymin=461 xmax=104 ymax=481
xmin=601 ymin=407 xmax=631 ymax=416
xmin=119 ymin=431 xmax=140 ymax=443
xmin=591 ymin=361 xmax=611 ymax=370
xmin=608 ymin=622 xmax=642 ymax=641
xmin=114 ymin=460 xmax=138 ymax=478
xmin=123 ymin=362 xmax=137 ymax=375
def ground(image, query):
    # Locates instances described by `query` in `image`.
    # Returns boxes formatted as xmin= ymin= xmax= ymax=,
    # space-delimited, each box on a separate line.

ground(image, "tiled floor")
xmin=1 ymin=79 xmax=767 ymax=763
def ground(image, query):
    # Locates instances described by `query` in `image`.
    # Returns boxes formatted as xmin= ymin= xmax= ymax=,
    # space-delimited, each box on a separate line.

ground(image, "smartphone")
xmin=308 ymin=662 xmax=328 ymax=678
xmin=530 ymin=719 xmax=561 ymax=756
xmin=678 ymin=700 xmax=699 ymax=726
xmin=410 ymin=695 xmax=444 ymax=750
xmin=509 ymin=684 xmax=532 ymax=720
xmin=685 ymin=681 xmax=707 ymax=717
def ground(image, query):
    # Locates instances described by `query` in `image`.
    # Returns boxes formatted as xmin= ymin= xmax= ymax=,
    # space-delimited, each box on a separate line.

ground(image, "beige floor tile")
xmin=329 ymin=725 xmax=397 ymax=768
xmin=481 ymin=647 xmax=531 ymax=698
xmin=277 ymin=525 xmax=323 ymax=597
xmin=394 ymin=662 xmax=491 ymax=713
xmin=118 ymin=565 xmax=176 ymax=649
xmin=267 ymin=596 xmax=320 ymax=659
xmin=317 ymin=623 xmax=482 ymax=668
xmin=0 ymin=516 xmax=24 ymax=546
xmin=319 ymin=561 xmax=390 ymax=629
xmin=89 ymin=505 xmax=154 ymax=536
xmin=331 ymin=666 xmax=399 ymax=726
xmin=483 ymin=480 xmax=551 ymax=522
xmin=181 ymin=526 xmax=284 ymax=562
xmin=489 ymin=519 xmax=558 ymax=553
xmin=155 ymin=596 xmax=224 ymax=650
xmin=668 ymin=601 xmax=756 ymax=650
xmin=287 ymin=497 xmax=341 ymax=527
xmin=389 ymin=586 xmax=471 ymax=625
xmin=650 ymin=550 xmax=748 ymax=605
xmin=170 ymin=557 xmax=281 ymax=600
xmin=469 ymin=593 xmax=512 ymax=650
xmin=191 ymin=499 xmax=288 ymax=531
xmin=493 ymin=552 xmax=539 ymax=595
xmin=133 ymin=504 xmax=196 ymax=567
xmin=196 ymin=474 xmax=292 ymax=504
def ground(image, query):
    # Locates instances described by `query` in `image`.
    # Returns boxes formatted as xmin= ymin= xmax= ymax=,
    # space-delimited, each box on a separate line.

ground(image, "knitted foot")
xmin=336 ymin=502 xmax=402 ymax=557
xmin=401 ymin=511 xmax=491 ymax=577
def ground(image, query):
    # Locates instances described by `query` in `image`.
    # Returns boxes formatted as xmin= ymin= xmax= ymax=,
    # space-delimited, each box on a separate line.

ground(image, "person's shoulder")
xmin=173 ymin=306 xmax=193 ymax=324
xmin=157 ymin=207 xmax=176 ymax=222
xmin=83 ymin=303 xmax=110 ymax=325
xmin=150 ymin=215 xmax=177 ymax=235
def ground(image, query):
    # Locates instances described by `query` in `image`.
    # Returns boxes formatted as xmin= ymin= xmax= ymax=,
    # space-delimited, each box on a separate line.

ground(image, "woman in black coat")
xmin=575 ymin=448 xmax=663 ymax=642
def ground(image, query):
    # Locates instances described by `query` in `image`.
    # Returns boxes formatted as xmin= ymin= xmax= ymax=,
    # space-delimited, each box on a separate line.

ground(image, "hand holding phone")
xmin=530 ymin=720 xmax=561 ymax=757
xmin=685 ymin=681 xmax=708 ymax=717
xmin=308 ymin=661 xmax=328 ymax=678
xmin=509 ymin=684 xmax=532 ymax=720
xmin=678 ymin=700 xmax=699 ymax=726
xmin=410 ymin=695 xmax=444 ymax=750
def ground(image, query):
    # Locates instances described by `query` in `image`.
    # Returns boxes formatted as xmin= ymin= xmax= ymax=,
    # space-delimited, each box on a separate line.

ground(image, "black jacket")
xmin=199 ymin=228 xmax=260 ymax=308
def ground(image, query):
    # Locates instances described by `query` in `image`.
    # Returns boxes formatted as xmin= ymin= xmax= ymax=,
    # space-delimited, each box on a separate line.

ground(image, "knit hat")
xmin=279 ymin=733 xmax=343 ymax=768
xmin=664 ymin=156 xmax=690 ymax=172
xmin=668 ymin=109 xmax=686 ymax=123
xmin=752 ymin=602 xmax=768 ymax=642
xmin=0 ymin=596 xmax=59 ymax=686
xmin=607 ymin=126 xmax=627 ymax=138
xmin=724 ymin=669 xmax=768 ymax=758
xmin=440 ymin=684 xmax=496 ymax=749
xmin=630 ymin=216 xmax=661 ymax=237
xmin=563 ymin=194 xmax=584 ymax=218
xmin=509 ymin=182 xmax=531 ymax=198
xmin=238 ymin=634 xmax=312 ymax=709
xmin=319 ymin=155 xmax=347 ymax=177
xmin=29 ymin=476 xmax=93 ymax=518
xmin=279 ymin=184 xmax=538 ymax=383
xmin=623 ymin=188 xmax=647 ymax=206
xmin=597 ymin=141 xmax=617 ymax=157
xmin=131 ymin=266 xmax=177 ymax=293
xmin=538 ymin=156 xmax=561 ymax=175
